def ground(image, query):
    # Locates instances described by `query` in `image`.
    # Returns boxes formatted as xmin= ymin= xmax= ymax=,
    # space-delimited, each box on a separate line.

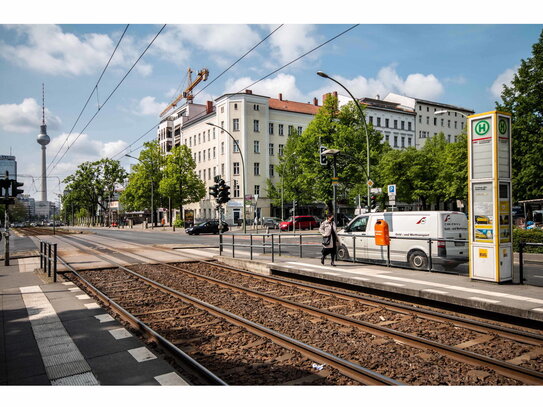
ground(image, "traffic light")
xmin=0 ymin=178 xmax=10 ymax=197
xmin=10 ymin=180 xmax=24 ymax=197
xmin=370 ymin=194 xmax=377 ymax=210
xmin=319 ymin=145 xmax=328 ymax=166
xmin=209 ymin=184 xmax=219 ymax=198
xmin=217 ymin=179 xmax=231 ymax=204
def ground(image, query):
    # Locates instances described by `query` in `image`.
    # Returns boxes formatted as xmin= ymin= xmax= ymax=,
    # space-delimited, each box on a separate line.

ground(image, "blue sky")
xmin=1 ymin=3 xmax=542 ymax=201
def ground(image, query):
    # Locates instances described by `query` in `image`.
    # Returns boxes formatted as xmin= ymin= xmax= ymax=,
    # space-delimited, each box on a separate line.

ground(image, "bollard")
xmin=232 ymin=235 xmax=235 ymax=258
xmin=271 ymin=234 xmax=275 ymax=263
xmin=352 ymin=236 xmax=356 ymax=263
xmin=40 ymin=241 xmax=44 ymax=269
xmin=299 ymin=235 xmax=302 ymax=258
xmin=519 ymin=242 xmax=524 ymax=284
xmin=278 ymin=234 xmax=282 ymax=256
xmin=53 ymin=243 xmax=58 ymax=282
xmin=262 ymin=235 xmax=266 ymax=254
xmin=47 ymin=243 xmax=52 ymax=278
xmin=250 ymin=235 xmax=253 ymax=260
xmin=428 ymin=239 xmax=433 ymax=272
xmin=219 ymin=233 xmax=223 ymax=256
xmin=387 ymin=244 xmax=391 ymax=267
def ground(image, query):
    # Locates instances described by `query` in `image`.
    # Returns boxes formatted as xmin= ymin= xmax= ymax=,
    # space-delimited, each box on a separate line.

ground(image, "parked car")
xmin=279 ymin=215 xmax=319 ymax=231
xmin=186 ymin=220 xmax=229 ymax=235
xmin=262 ymin=217 xmax=282 ymax=229
xmin=337 ymin=211 xmax=468 ymax=270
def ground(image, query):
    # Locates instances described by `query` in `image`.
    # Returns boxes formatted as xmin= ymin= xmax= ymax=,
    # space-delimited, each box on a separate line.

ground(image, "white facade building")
xmin=158 ymin=90 xmax=320 ymax=224
xmin=384 ymin=93 xmax=474 ymax=148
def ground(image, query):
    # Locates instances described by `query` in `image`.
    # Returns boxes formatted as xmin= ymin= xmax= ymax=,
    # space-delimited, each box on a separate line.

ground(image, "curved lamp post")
xmin=206 ymin=122 xmax=247 ymax=234
xmin=317 ymin=71 xmax=371 ymax=212
xmin=125 ymin=154 xmax=154 ymax=229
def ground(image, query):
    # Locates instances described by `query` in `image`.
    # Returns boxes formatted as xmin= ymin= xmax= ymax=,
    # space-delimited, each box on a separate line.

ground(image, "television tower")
xmin=36 ymin=83 xmax=50 ymax=202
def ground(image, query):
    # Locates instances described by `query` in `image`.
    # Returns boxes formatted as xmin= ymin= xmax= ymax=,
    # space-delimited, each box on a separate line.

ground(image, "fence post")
xmin=53 ymin=243 xmax=57 ymax=283
xmin=40 ymin=241 xmax=43 ymax=270
xmin=232 ymin=235 xmax=235 ymax=258
xmin=271 ymin=234 xmax=275 ymax=263
xmin=278 ymin=234 xmax=282 ymax=256
xmin=219 ymin=233 xmax=223 ymax=256
xmin=387 ymin=244 xmax=390 ymax=267
xmin=352 ymin=236 xmax=356 ymax=263
xmin=519 ymin=241 xmax=524 ymax=284
xmin=428 ymin=238 xmax=433 ymax=272
xmin=262 ymin=235 xmax=266 ymax=254
xmin=47 ymin=243 xmax=52 ymax=278
xmin=299 ymin=235 xmax=302 ymax=258
xmin=250 ymin=234 xmax=253 ymax=260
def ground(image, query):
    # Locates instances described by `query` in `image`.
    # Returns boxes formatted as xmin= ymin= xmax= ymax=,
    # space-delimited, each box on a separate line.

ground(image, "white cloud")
xmin=311 ymin=65 xmax=445 ymax=102
xmin=490 ymin=67 xmax=517 ymax=98
xmin=0 ymin=25 xmax=152 ymax=76
xmin=223 ymin=73 xmax=306 ymax=102
xmin=268 ymin=24 xmax=320 ymax=64
xmin=136 ymin=96 xmax=168 ymax=116
xmin=0 ymin=98 xmax=62 ymax=133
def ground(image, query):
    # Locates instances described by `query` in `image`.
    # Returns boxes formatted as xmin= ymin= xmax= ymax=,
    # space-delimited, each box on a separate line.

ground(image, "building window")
xmin=213 ymin=147 xmax=216 ymax=158
xmin=233 ymin=162 xmax=240 ymax=175
xmin=394 ymin=119 xmax=398 ymax=129
xmin=221 ymin=163 xmax=225 ymax=176
xmin=208 ymin=130 xmax=210 ymax=141
xmin=254 ymin=120 xmax=260 ymax=132
xmin=433 ymin=117 xmax=437 ymax=125
xmin=369 ymin=116 xmax=373 ymax=125
xmin=198 ymin=151 xmax=201 ymax=162
xmin=385 ymin=118 xmax=389 ymax=128
xmin=297 ymin=126 xmax=303 ymax=135
xmin=426 ymin=116 xmax=430 ymax=125
xmin=233 ymin=140 xmax=240 ymax=153
xmin=254 ymin=140 xmax=260 ymax=153
xmin=278 ymin=144 xmax=284 ymax=156
xmin=427 ymin=106 xmax=429 ymax=112
xmin=254 ymin=162 xmax=260 ymax=176
xmin=401 ymin=137 xmax=405 ymax=148
xmin=234 ymin=103 xmax=238 ymax=110
xmin=254 ymin=185 xmax=260 ymax=195
xmin=269 ymin=164 xmax=274 ymax=177
xmin=401 ymin=120 xmax=405 ymax=130
xmin=377 ymin=117 xmax=381 ymax=127
xmin=221 ymin=121 xmax=224 ymax=132
xmin=288 ymin=125 xmax=293 ymax=135
xmin=418 ymin=105 xmax=422 ymax=111
xmin=254 ymin=104 xmax=260 ymax=111
xmin=394 ymin=136 xmax=398 ymax=147
xmin=198 ymin=170 xmax=201 ymax=179
xmin=454 ymin=121 xmax=458 ymax=129
xmin=221 ymin=106 xmax=224 ymax=113
xmin=269 ymin=123 xmax=274 ymax=135
xmin=447 ymin=134 xmax=451 ymax=142
xmin=213 ymin=128 xmax=216 ymax=139
xmin=207 ymin=148 xmax=211 ymax=160
xmin=454 ymin=135 xmax=458 ymax=142
xmin=279 ymin=124 xmax=284 ymax=136
xmin=408 ymin=122 xmax=412 ymax=131
xmin=448 ymin=120 xmax=451 ymax=128
xmin=221 ymin=142 xmax=224 ymax=155
xmin=208 ymin=168 xmax=211 ymax=180
xmin=213 ymin=167 xmax=216 ymax=177
xmin=418 ymin=115 xmax=422 ymax=123
xmin=269 ymin=143 xmax=274 ymax=156
xmin=385 ymin=134 xmax=390 ymax=143
xmin=203 ymin=150 xmax=206 ymax=161
xmin=233 ymin=118 xmax=240 ymax=131
xmin=234 ymin=180 xmax=240 ymax=198
xmin=189 ymin=138 xmax=192 ymax=147
xmin=198 ymin=133 xmax=201 ymax=144
xmin=441 ymin=118 xmax=444 ymax=126
xmin=408 ymin=137 xmax=412 ymax=147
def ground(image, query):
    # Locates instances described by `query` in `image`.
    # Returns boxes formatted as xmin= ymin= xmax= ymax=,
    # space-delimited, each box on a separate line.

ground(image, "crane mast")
xmin=160 ymin=67 xmax=209 ymax=117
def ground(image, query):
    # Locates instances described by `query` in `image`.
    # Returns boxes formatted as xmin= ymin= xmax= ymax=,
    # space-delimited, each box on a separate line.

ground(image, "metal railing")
xmin=39 ymin=241 xmax=58 ymax=282
xmin=518 ymin=242 xmax=543 ymax=284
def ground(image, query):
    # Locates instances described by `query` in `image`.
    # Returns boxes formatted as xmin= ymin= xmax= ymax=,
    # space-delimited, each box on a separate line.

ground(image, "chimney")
xmin=313 ymin=97 xmax=318 ymax=106
xmin=278 ymin=93 xmax=283 ymax=101
xmin=333 ymin=91 xmax=338 ymax=99
xmin=245 ymin=89 xmax=252 ymax=94
xmin=206 ymin=100 xmax=213 ymax=114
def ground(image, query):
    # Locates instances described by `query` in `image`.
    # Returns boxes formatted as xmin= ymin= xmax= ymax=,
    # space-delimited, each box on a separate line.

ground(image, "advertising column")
xmin=468 ymin=111 xmax=512 ymax=282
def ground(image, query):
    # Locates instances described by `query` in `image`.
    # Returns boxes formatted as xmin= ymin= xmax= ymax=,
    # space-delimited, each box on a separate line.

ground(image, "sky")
xmin=1 ymin=1 xmax=542 ymax=204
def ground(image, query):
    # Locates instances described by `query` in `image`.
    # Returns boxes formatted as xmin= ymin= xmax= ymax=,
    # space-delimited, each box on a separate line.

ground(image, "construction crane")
xmin=160 ymin=67 xmax=209 ymax=117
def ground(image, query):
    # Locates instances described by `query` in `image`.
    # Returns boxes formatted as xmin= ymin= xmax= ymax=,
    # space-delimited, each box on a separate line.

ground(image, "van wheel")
xmin=337 ymin=245 xmax=350 ymax=261
xmin=408 ymin=250 xmax=428 ymax=270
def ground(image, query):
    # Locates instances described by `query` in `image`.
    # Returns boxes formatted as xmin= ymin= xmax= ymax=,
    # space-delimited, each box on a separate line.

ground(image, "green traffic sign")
xmin=499 ymin=119 xmax=508 ymax=135
xmin=475 ymin=120 xmax=490 ymax=136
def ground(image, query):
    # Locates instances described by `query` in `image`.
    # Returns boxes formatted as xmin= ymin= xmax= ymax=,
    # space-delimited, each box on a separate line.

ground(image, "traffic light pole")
xmin=4 ymin=204 xmax=9 ymax=266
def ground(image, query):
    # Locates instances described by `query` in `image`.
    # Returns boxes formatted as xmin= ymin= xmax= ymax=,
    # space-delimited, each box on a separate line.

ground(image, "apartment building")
xmin=159 ymin=90 xmax=320 ymax=224
xmin=384 ymin=93 xmax=474 ymax=148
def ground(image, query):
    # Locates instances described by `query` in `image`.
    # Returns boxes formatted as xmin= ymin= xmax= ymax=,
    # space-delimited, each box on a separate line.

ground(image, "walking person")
xmin=319 ymin=214 xmax=340 ymax=266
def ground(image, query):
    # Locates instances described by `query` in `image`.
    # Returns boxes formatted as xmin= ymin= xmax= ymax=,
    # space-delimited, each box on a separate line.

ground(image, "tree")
xmin=120 ymin=141 xmax=164 ymax=223
xmin=63 ymin=158 xmax=127 ymax=224
xmin=496 ymin=29 xmax=543 ymax=200
xmin=158 ymin=145 xmax=205 ymax=223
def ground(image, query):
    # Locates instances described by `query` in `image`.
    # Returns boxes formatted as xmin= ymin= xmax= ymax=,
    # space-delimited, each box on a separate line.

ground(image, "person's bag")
xmin=322 ymin=235 xmax=331 ymax=246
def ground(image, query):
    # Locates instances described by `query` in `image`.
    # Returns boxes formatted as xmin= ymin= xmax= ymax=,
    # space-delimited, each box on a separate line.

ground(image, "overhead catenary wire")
xmin=113 ymin=24 xmax=359 ymax=161
xmin=47 ymin=25 xmax=130 ymax=174
xmin=49 ymin=24 xmax=167 ymax=177
xmin=110 ymin=24 xmax=284 ymax=161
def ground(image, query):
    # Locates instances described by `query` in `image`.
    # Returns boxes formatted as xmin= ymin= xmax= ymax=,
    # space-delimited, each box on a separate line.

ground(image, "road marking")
xmin=69 ymin=287 xmax=82 ymax=292
xmin=76 ymin=294 xmax=90 ymax=300
xmin=62 ymin=282 xmax=75 ymax=286
xmin=154 ymin=372 xmax=189 ymax=386
xmin=94 ymin=314 xmax=115 ymax=323
xmin=423 ymin=289 xmax=449 ymax=295
xmin=469 ymin=296 xmax=500 ymax=304
xmin=128 ymin=347 xmax=157 ymax=362
xmin=109 ymin=328 xmax=132 ymax=340
xmin=84 ymin=302 xmax=100 ymax=310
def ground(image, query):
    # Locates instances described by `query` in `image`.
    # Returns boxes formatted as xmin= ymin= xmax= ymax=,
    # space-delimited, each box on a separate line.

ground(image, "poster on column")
xmin=473 ymin=183 xmax=494 ymax=243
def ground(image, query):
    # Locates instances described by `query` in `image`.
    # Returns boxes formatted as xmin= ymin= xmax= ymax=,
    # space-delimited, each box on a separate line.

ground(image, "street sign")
xmin=387 ymin=184 xmax=396 ymax=196
xmin=370 ymin=187 xmax=382 ymax=194
xmin=367 ymin=179 xmax=374 ymax=187
xmin=389 ymin=198 xmax=396 ymax=206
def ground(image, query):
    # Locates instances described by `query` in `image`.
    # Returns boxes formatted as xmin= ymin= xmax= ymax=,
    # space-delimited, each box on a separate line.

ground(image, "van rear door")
xmin=440 ymin=212 xmax=468 ymax=259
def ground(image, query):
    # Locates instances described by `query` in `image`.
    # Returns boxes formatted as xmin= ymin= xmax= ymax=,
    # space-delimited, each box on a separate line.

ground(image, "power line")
xmin=49 ymin=24 xmax=167 ymax=176
xmin=47 ymin=25 xmax=130 ymax=173
xmin=111 ymin=24 xmax=284 ymax=161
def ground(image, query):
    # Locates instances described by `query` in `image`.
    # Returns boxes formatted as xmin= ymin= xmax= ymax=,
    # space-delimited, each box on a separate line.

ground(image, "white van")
xmin=337 ymin=211 xmax=468 ymax=270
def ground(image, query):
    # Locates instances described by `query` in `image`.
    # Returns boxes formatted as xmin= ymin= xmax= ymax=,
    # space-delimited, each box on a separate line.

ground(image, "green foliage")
xmin=173 ymin=218 xmax=184 ymax=228
xmin=513 ymin=228 xmax=543 ymax=253
xmin=63 ymin=158 xmax=127 ymax=219
xmin=496 ymin=29 xmax=543 ymax=201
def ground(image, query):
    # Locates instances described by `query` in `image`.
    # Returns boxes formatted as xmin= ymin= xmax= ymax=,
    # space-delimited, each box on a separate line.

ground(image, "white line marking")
xmin=469 ymin=296 xmax=500 ymax=304
xmin=128 ymin=347 xmax=157 ymax=362
xmin=352 ymin=277 xmax=370 ymax=281
xmin=76 ymin=294 xmax=90 ymax=300
xmin=68 ymin=287 xmax=82 ymax=292
xmin=62 ymin=282 xmax=75 ymax=286
xmin=109 ymin=328 xmax=132 ymax=340
xmin=94 ymin=314 xmax=115 ymax=323
xmin=154 ymin=372 xmax=189 ymax=386
xmin=383 ymin=282 xmax=405 ymax=287
xmin=532 ymin=308 xmax=543 ymax=313
xmin=84 ymin=303 xmax=100 ymax=310
xmin=423 ymin=289 xmax=449 ymax=295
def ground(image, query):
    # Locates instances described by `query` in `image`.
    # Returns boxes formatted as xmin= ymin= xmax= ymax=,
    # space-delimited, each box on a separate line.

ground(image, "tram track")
xmin=54 ymin=233 xmax=543 ymax=384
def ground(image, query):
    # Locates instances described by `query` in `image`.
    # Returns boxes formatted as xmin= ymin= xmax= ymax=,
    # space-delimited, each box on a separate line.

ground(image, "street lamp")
xmin=321 ymin=149 xmax=340 ymax=218
xmin=317 ymin=71 xmax=371 ymax=211
xmin=206 ymin=122 xmax=247 ymax=234
xmin=125 ymin=154 xmax=154 ymax=229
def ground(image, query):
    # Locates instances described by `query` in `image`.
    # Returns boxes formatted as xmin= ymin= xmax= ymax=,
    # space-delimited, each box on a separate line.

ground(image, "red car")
xmin=279 ymin=215 xmax=319 ymax=231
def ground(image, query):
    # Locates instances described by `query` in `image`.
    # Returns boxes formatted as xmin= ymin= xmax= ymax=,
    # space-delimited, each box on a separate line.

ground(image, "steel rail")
xmin=56 ymin=236 xmax=401 ymax=385
xmin=56 ymin=255 xmax=227 ymax=385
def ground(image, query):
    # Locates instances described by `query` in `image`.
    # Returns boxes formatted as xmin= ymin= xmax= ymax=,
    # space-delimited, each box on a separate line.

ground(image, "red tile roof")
xmin=269 ymin=98 xmax=320 ymax=115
